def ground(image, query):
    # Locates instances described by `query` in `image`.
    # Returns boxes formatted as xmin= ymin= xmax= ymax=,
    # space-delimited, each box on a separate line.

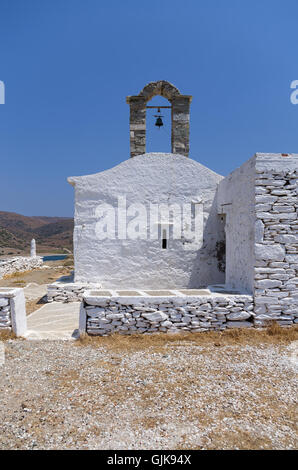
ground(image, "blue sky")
xmin=0 ymin=0 xmax=297 ymax=216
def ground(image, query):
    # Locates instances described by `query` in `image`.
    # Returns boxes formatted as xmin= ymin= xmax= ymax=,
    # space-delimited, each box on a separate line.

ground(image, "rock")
xmin=106 ymin=313 xmax=124 ymax=320
xmin=255 ymin=220 xmax=265 ymax=242
xmin=227 ymin=311 xmax=251 ymax=321
xmin=255 ymin=195 xmax=278 ymax=204
xmin=255 ymin=279 xmax=282 ymax=288
xmin=226 ymin=321 xmax=252 ymax=328
xmin=142 ymin=311 xmax=168 ymax=322
xmin=285 ymin=254 xmax=298 ymax=263
xmin=255 ymin=244 xmax=285 ymax=261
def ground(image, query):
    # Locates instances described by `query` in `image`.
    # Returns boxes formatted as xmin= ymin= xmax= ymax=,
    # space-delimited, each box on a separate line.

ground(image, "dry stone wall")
xmin=0 ymin=256 xmax=43 ymax=280
xmin=254 ymin=154 xmax=298 ymax=325
xmin=0 ymin=288 xmax=27 ymax=336
xmin=47 ymin=280 xmax=102 ymax=303
xmin=80 ymin=292 xmax=254 ymax=336
xmin=0 ymin=296 xmax=12 ymax=331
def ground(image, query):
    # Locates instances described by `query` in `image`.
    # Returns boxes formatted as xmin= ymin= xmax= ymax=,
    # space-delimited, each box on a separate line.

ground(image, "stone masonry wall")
xmin=0 ymin=296 xmax=12 ymax=332
xmin=47 ymin=280 xmax=102 ymax=303
xmin=81 ymin=292 xmax=254 ymax=336
xmin=0 ymin=256 xmax=43 ymax=280
xmin=254 ymin=154 xmax=298 ymax=326
xmin=127 ymin=81 xmax=192 ymax=157
xmin=0 ymin=288 xmax=27 ymax=336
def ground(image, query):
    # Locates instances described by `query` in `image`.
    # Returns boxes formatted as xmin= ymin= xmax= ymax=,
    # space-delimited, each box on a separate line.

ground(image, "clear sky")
xmin=0 ymin=0 xmax=297 ymax=217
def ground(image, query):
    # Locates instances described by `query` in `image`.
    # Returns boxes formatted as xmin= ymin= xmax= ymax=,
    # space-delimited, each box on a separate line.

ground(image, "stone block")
xmin=226 ymin=311 xmax=252 ymax=321
xmin=255 ymin=243 xmax=285 ymax=261
xmin=226 ymin=321 xmax=252 ymax=328
xmin=255 ymin=279 xmax=282 ymax=288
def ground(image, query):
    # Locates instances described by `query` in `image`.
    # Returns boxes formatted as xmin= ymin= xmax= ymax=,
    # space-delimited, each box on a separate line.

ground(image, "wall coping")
xmin=83 ymin=289 xmax=253 ymax=307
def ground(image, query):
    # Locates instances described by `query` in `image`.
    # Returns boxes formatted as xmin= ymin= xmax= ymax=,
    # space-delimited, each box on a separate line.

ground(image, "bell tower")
xmin=126 ymin=81 xmax=192 ymax=157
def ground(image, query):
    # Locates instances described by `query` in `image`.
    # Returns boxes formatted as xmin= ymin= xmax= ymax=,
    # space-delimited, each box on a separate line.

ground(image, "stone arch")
xmin=138 ymin=80 xmax=181 ymax=102
xmin=126 ymin=81 xmax=192 ymax=158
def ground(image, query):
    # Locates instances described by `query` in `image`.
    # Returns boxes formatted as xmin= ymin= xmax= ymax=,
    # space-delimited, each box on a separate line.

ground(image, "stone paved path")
xmin=24 ymin=302 xmax=80 ymax=340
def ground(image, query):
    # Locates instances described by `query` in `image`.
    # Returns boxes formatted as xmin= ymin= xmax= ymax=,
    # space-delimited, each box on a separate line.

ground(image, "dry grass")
xmin=0 ymin=260 xmax=73 ymax=288
xmin=0 ymin=330 xmax=16 ymax=341
xmin=77 ymin=323 xmax=298 ymax=352
xmin=3 ymin=269 xmax=35 ymax=280
xmin=2 ymin=270 xmax=33 ymax=286
xmin=61 ymin=255 xmax=74 ymax=268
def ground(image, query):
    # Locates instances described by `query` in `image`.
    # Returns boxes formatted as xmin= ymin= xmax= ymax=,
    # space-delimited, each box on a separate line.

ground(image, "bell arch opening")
xmin=126 ymin=81 xmax=192 ymax=158
xmin=146 ymin=96 xmax=171 ymax=153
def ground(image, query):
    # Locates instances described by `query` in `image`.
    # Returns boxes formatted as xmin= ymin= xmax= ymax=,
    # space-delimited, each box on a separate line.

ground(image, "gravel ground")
xmin=0 ymin=331 xmax=297 ymax=450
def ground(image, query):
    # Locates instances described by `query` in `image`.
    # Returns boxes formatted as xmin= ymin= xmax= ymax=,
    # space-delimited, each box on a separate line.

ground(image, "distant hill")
xmin=0 ymin=211 xmax=73 ymax=256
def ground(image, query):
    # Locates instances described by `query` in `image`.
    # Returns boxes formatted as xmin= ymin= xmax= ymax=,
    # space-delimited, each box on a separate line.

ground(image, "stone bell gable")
xmin=126 ymin=81 xmax=192 ymax=157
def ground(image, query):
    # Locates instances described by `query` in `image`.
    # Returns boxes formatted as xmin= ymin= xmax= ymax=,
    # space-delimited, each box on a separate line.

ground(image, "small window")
xmin=162 ymin=229 xmax=167 ymax=249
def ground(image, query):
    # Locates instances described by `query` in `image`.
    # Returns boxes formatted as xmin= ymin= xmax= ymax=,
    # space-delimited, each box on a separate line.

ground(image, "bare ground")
xmin=0 ymin=259 xmax=73 ymax=289
xmin=0 ymin=325 xmax=297 ymax=450
xmin=0 ymin=258 xmax=74 ymax=315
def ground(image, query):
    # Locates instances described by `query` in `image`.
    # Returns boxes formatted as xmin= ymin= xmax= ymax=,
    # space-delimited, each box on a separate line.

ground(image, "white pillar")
xmin=30 ymin=239 xmax=36 ymax=257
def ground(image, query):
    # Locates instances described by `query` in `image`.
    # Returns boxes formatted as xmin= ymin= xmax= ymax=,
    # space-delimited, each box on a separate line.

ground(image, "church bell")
xmin=155 ymin=116 xmax=163 ymax=128
xmin=154 ymin=108 xmax=164 ymax=129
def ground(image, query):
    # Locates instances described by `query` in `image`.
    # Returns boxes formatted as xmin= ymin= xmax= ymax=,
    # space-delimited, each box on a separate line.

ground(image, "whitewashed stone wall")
xmin=217 ymin=153 xmax=297 ymax=326
xmin=0 ymin=256 xmax=43 ymax=280
xmin=253 ymin=154 xmax=298 ymax=325
xmin=0 ymin=296 xmax=12 ymax=331
xmin=80 ymin=291 xmax=254 ymax=336
xmin=217 ymin=156 xmax=256 ymax=293
xmin=0 ymin=288 xmax=27 ymax=336
xmin=47 ymin=280 xmax=102 ymax=302
xmin=68 ymin=153 xmax=225 ymax=289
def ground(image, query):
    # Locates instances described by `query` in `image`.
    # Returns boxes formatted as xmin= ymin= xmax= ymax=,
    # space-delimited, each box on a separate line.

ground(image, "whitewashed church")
xmin=48 ymin=81 xmax=297 ymax=333
xmin=68 ymin=81 xmax=226 ymax=289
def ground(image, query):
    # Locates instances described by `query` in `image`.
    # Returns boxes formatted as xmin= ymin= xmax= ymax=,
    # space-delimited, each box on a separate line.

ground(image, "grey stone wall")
xmin=80 ymin=291 xmax=254 ymax=336
xmin=253 ymin=154 xmax=298 ymax=326
xmin=47 ymin=280 xmax=102 ymax=303
xmin=171 ymin=96 xmax=191 ymax=156
xmin=126 ymin=81 xmax=192 ymax=157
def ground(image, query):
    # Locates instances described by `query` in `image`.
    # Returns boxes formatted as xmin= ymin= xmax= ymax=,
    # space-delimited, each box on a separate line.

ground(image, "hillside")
xmin=0 ymin=211 xmax=73 ymax=256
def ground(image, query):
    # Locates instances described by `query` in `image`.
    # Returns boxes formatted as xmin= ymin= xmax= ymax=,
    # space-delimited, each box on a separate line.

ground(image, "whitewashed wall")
xmin=69 ymin=153 xmax=225 ymax=289
xmin=0 ymin=288 xmax=27 ymax=336
xmin=0 ymin=256 xmax=43 ymax=280
xmin=217 ymin=156 xmax=256 ymax=293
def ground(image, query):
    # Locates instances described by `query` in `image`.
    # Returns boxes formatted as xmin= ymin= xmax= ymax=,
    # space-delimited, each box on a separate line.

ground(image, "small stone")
xmin=226 ymin=321 xmax=252 ymax=328
xmin=255 ymin=279 xmax=282 ymax=288
xmin=226 ymin=312 xmax=251 ymax=321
